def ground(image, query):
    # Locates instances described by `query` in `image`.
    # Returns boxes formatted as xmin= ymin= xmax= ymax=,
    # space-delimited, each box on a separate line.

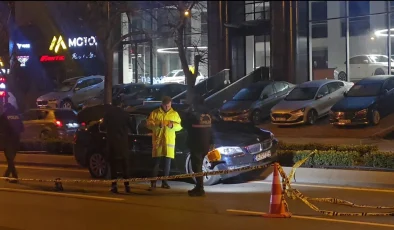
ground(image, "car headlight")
xmin=356 ymin=109 xmax=367 ymax=115
xmin=216 ymin=146 xmax=243 ymax=155
xmin=291 ymin=108 xmax=305 ymax=114
xmin=269 ymin=132 xmax=274 ymax=140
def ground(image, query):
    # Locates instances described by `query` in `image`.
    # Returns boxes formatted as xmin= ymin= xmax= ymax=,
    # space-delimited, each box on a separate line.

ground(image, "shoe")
xmin=161 ymin=182 xmax=171 ymax=189
xmin=188 ymin=187 xmax=205 ymax=197
xmin=8 ymin=178 xmax=18 ymax=184
xmin=148 ymin=181 xmax=157 ymax=191
xmin=110 ymin=183 xmax=118 ymax=193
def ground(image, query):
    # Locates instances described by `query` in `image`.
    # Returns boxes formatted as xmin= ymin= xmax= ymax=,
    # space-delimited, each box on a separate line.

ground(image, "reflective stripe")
xmin=192 ymin=124 xmax=211 ymax=128
xmin=167 ymin=144 xmax=175 ymax=148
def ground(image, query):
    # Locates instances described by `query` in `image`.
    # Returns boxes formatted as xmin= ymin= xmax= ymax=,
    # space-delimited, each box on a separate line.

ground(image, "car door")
xmin=327 ymin=82 xmax=344 ymax=105
xmin=174 ymin=70 xmax=185 ymax=84
xmin=72 ymin=79 xmax=90 ymax=104
xmin=379 ymin=78 xmax=394 ymax=116
xmin=88 ymin=78 xmax=104 ymax=98
xmin=314 ymin=84 xmax=332 ymax=116
xmin=349 ymin=56 xmax=368 ymax=81
xmin=20 ymin=110 xmax=39 ymax=141
xmin=258 ymin=84 xmax=277 ymax=117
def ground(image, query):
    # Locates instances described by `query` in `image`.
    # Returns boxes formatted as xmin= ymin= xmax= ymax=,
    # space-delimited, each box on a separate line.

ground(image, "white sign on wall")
xmin=68 ymin=36 xmax=97 ymax=48
xmin=16 ymin=43 xmax=31 ymax=49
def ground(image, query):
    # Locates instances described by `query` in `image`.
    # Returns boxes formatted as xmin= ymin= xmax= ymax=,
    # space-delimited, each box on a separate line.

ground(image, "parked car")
xmin=218 ymin=81 xmax=295 ymax=125
xmin=73 ymin=103 xmax=278 ymax=186
xmin=82 ymin=83 xmax=146 ymax=110
xmin=161 ymin=69 xmax=207 ymax=85
xmin=270 ymin=79 xmax=353 ymax=126
xmin=334 ymin=55 xmax=394 ymax=82
xmin=123 ymin=83 xmax=187 ymax=108
xmin=20 ymin=108 xmax=79 ymax=144
xmin=329 ymin=75 xmax=394 ymax=126
xmin=36 ymin=75 xmax=105 ymax=109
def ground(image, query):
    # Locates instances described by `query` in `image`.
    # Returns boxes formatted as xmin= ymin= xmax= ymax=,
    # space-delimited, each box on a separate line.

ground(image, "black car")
xmin=329 ymin=75 xmax=394 ymax=126
xmin=122 ymin=83 xmax=187 ymax=108
xmin=73 ymin=103 xmax=278 ymax=186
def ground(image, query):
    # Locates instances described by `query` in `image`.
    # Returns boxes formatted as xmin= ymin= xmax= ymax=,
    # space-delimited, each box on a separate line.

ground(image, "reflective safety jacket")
xmin=146 ymin=107 xmax=182 ymax=159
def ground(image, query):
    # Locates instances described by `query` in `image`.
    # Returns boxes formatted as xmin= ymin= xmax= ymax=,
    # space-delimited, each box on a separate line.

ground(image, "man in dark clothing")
xmin=102 ymin=100 xmax=134 ymax=193
xmin=182 ymin=95 xmax=214 ymax=197
xmin=0 ymin=103 xmax=24 ymax=182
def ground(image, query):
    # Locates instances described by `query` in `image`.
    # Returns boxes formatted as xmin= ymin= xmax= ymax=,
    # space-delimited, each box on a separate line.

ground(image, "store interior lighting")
xmin=157 ymin=46 xmax=208 ymax=54
xmin=374 ymin=28 xmax=394 ymax=37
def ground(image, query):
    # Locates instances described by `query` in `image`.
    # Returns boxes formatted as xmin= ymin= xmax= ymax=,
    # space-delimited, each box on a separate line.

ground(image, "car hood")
xmin=271 ymin=99 xmax=313 ymax=113
xmin=331 ymin=96 xmax=377 ymax=111
xmin=37 ymin=91 xmax=71 ymax=101
xmin=220 ymin=100 xmax=254 ymax=113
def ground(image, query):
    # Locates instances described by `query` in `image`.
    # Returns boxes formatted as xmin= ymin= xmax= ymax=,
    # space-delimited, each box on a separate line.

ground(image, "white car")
xmin=161 ymin=69 xmax=206 ymax=85
xmin=334 ymin=54 xmax=394 ymax=82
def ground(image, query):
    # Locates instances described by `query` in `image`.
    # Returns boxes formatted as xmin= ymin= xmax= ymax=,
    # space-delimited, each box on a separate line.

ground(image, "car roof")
xmin=63 ymin=75 xmax=104 ymax=83
xmin=298 ymin=79 xmax=338 ymax=87
xmin=356 ymin=75 xmax=393 ymax=84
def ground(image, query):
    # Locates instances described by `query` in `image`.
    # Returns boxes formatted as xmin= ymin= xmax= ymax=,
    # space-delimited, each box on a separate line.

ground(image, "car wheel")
xmin=338 ymin=72 xmax=347 ymax=81
xmin=187 ymin=155 xmax=221 ymax=186
xmin=371 ymin=110 xmax=381 ymax=126
xmin=88 ymin=153 xmax=109 ymax=179
xmin=306 ymin=109 xmax=317 ymax=125
xmin=374 ymin=68 xmax=385 ymax=75
xmin=251 ymin=110 xmax=262 ymax=125
xmin=61 ymin=99 xmax=73 ymax=109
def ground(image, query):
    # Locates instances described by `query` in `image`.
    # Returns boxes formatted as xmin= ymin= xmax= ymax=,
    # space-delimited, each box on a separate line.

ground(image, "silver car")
xmin=36 ymin=76 xmax=105 ymax=109
xmin=270 ymin=79 xmax=353 ymax=126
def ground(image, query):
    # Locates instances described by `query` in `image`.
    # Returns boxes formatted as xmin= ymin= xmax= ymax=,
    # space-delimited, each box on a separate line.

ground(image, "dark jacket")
xmin=0 ymin=107 xmax=24 ymax=141
xmin=182 ymin=104 xmax=214 ymax=153
xmin=102 ymin=105 xmax=134 ymax=156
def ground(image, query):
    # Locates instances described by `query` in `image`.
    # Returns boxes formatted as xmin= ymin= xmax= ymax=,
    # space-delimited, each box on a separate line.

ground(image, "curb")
xmin=260 ymin=166 xmax=394 ymax=188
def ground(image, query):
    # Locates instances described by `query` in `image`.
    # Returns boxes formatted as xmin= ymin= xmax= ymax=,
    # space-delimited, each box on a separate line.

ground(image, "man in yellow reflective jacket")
xmin=146 ymin=96 xmax=182 ymax=190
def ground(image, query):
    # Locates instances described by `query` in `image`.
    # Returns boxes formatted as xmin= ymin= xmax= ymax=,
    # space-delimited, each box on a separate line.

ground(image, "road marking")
xmin=0 ymin=164 xmax=85 ymax=172
xmin=0 ymin=187 xmax=124 ymax=202
xmin=227 ymin=209 xmax=394 ymax=228
xmin=250 ymin=181 xmax=394 ymax=193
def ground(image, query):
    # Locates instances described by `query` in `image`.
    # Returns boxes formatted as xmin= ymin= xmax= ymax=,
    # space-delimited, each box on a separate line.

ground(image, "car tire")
xmin=374 ymin=68 xmax=385 ymax=75
xmin=338 ymin=72 xmax=347 ymax=81
xmin=187 ymin=155 xmax=221 ymax=186
xmin=88 ymin=152 xmax=109 ymax=179
xmin=61 ymin=99 xmax=74 ymax=109
xmin=306 ymin=109 xmax=317 ymax=125
xmin=370 ymin=110 xmax=381 ymax=126
xmin=251 ymin=110 xmax=262 ymax=125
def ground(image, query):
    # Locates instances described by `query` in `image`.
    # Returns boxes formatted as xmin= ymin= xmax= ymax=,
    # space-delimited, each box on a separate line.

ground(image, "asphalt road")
xmin=0 ymin=165 xmax=393 ymax=230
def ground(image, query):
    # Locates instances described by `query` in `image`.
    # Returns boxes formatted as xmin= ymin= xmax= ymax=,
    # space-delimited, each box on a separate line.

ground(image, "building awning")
xmin=224 ymin=19 xmax=270 ymax=36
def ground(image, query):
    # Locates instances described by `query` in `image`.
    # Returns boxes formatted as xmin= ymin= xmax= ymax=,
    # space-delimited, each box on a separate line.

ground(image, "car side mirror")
xmin=316 ymin=94 xmax=323 ymax=100
xmin=343 ymin=91 xmax=348 ymax=97
xmin=363 ymin=60 xmax=369 ymax=64
xmin=261 ymin=94 xmax=268 ymax=100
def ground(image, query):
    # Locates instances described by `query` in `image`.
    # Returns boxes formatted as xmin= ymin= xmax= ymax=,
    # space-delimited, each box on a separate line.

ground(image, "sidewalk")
xmin=0 ymin=152 xmax=80 ymax=169
xmin=278 ymin=137 xmax=394 ymax=151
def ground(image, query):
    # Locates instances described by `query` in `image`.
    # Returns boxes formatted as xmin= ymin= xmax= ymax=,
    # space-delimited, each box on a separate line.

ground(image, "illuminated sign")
xmin=68 ymin=36 xmax=97 ymax=48
xmin=71 ymin=52 xmax=97 ymax=60
xmin=17 ymin=43 xmax=30 ymax=49
xmin=17 ymin=56 xmax=29 ymax=67
xmin=0 ymin=83 xmax=5 ymax=89
xmin=49 ymin=36 xmax=67 ymax=53
xmin=40 ymin=55 xmax=65 ymax=62
xmin=0 ymin=91 xmax=5 ymax=97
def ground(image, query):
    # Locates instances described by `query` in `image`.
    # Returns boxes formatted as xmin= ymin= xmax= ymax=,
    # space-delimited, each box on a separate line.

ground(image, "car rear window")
xmin=55 ymin=110 xmax=77 ymax=120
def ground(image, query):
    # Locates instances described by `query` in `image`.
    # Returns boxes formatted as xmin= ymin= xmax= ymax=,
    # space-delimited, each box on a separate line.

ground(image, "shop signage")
xmin=40 ymin=55 xmax=65 ymax=62
xmin=71 ymin=52 xmax=97 ymax=60
xmin=68 ymin=36 xmax=97 ymax=48
xmin=16 ymin=43 xmax=31 ymax=49
xmin=49 ymin=36 xmax=67 ymax=53
xmin=17 ymin=56 xmax=29 ymax=67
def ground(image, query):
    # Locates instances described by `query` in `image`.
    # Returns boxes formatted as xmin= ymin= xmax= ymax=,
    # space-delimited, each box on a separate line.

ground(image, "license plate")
xmin=254 ymin=150 xmax=271 ymax=162
xmin=276 ymin=117 xmax=286 ymax=121
xmin=223 ymin=117 xmax=233 ymax=121
xmin=339 ymin=119 xmax=351 ymax=124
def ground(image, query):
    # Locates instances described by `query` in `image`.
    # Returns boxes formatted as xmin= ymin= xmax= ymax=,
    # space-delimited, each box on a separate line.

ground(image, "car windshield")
xmin=285 ymin=87 xmax=319 ymax=101
xmin=166 ymin=70 xmax=178 ymax=78
xmin=346 ymin=83 xmax=382 ymax=97
xmin=138 ymin=87 xmax=163 ymax=100
xmin=369 ymin=55 xmax=394 ymax=63
xmin=57 ymin=80 xmax=78 ymax=92
xmin=55 ymin=110 xmax=77 ymax=120
xmin=232 ymin=86 xmax=265 ymax=101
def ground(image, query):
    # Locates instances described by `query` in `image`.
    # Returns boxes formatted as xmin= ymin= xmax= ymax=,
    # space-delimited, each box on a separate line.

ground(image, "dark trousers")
xmin=151 ymin=157 xmax=171 ymax=184
xmin=190 ymin=150 xmax=208 ymax=188
xmin=4 ymin=144 xmax=19 ymax=178
xmin=107 ymin=142 xmax=129 ymax=185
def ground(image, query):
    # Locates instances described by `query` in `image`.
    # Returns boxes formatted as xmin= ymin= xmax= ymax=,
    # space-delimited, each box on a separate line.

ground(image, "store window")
xmin=121 ymin=2 xmax=208 ymax=85
xmin=245 ymin=1 xmax=270 ymax=21
xmin=310 ymin=1 xmax=392 ymax=82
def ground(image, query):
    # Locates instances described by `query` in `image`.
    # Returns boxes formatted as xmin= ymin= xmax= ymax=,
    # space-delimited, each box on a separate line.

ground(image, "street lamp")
xmin=184 ymin=10 xmax=190 ymax=17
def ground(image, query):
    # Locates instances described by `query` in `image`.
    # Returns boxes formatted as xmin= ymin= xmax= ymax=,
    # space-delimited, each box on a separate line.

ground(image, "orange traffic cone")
xmin=262 ymin=163 xmax=291 ymax=218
